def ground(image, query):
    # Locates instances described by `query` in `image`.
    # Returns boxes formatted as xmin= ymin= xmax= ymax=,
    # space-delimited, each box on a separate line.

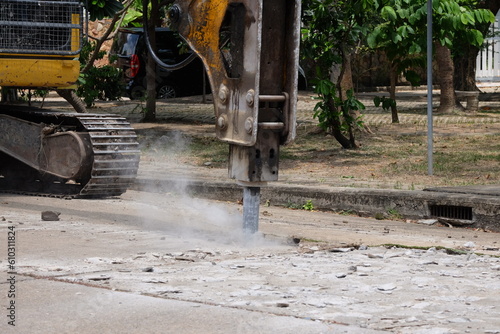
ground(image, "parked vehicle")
xmin=111 ymin=27 xmax=307 ymax=100
xmin=111 ymin=27 xmax=208 ymax=99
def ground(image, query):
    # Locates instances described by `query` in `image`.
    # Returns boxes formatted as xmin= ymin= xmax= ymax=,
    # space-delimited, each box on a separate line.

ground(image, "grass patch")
xmin=189 ymin=137 xmax=228 ymax=166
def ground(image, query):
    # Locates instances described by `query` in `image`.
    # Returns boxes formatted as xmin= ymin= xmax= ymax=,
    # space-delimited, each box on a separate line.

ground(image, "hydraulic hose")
xmin=142 ymin=0 xmax=197 ymax=71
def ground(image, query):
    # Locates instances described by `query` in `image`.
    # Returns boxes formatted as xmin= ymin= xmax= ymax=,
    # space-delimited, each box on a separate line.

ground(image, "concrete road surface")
xmin=1 ymin=191 xmax=499 ymax=333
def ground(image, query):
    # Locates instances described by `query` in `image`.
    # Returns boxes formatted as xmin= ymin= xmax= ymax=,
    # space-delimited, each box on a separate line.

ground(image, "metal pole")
xmin=427 ymin=0 xmax=433 ymax=175
xmin=242 ymin=186 xmax=260 ymax=234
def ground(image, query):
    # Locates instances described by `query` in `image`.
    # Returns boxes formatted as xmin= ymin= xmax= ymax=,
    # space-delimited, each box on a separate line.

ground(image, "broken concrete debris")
xmin=41 ymin=211 xmax=61 ymax=221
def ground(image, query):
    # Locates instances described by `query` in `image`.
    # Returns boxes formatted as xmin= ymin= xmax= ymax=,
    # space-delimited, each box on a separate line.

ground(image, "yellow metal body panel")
xmin=0 ymin=58 xmax=80 ymax=88
xmin=182 ymin=0 xmax=228 ymax=76
xmin=72 ymin=14 xmax=81 ymax=52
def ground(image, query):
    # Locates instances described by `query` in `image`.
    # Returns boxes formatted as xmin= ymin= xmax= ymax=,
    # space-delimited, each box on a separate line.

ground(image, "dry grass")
xmin=134 ymin=118 xmax=499 ymax=191
xmin=278 ymin=121 xmax=500 ymax=190
xmin=43 ymin=93 xmax=498 ymax=191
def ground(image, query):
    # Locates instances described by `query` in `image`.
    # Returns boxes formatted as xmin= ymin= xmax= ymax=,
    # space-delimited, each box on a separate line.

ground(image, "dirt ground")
xmin=89 ymin=92 xmax=500 ymax=192
xmin=34 ymin=91 xmax=500 ymax=192
xmin=278 ymin=121 xmax=500 ymax=191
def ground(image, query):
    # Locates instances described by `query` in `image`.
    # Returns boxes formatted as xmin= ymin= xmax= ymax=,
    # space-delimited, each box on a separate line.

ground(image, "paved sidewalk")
xmin=111 ymin=91 xmax=500 ymax=127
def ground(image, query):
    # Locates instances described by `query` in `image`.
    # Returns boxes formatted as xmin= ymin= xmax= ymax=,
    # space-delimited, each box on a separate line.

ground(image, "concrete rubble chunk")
xmin=439 ymin=217 xmax=475 ymax=227
xmin=42 ymin=211 xmax=60 ymax=221
xmin=329 ymin=247 xmax=355 ymax=253
xmin=377 ymin=283 xmax=397 ymax=291
xmin=417 ymin=219 xmax=438 ymax=225
xmin=367 ymin=253 xmax=384 ymax=259
xmin=87 ymin=275 xmax=111 ymax=281
xmin=463 ymin=241 xmax=476 ymax=248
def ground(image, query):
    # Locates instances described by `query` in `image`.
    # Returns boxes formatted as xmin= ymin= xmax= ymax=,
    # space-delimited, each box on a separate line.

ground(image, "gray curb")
xmin=133 ymin=176 xmax=500 ymax=232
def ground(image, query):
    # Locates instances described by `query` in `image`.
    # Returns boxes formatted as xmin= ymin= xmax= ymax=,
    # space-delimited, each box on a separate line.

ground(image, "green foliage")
xmin=285 ymin=202 xmax=302 ymax=210
xmin=121 ymin=0 xmax=170 ymax=27
xmin=302 ymin=0 xmax=371 ymax=148
xmin=19 ymin=89 xmax=48 ymax=105
xmin=302 ymin=200 xmax=315 ymax=211
xmin=76 ymin=41 xmax=124 ymax=107
xmin=121 ymin=0 xmax=147 ymax=27
xmin=366 ymin=0 xmax=494 ymax=113
xmin=386 ymin=208 xmax=403 ymax=220
xmin=86 ymin=0 xmax=124 ymax=21
xmin=285 ymin=200 xmax=315 ymax=211
xmin=339 ymin=209 xmax=354 ymax=216
xmin=312 ymin=79 xmax=365 ymax=136
xmin=373 ymin=96 xmax=396 ymax=112
xmin=369 ymin=0 xmax=495 ymax=52
xmin=367 ymin=0 xmax=428 ymax=88
xmin=123 ymin=7 xmax=143 ymax=27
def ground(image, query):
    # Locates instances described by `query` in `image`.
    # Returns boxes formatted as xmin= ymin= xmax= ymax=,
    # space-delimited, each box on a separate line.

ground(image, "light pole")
xmin=427 ymin=0 xmax=434 ymax=176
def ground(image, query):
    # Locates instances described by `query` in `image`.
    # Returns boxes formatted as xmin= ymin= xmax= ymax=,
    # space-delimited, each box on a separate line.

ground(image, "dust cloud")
xmin=132 ymin=128 xmax=274 ymax=248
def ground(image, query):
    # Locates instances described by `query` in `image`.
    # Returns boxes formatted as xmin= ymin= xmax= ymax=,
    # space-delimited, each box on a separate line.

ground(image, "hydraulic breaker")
xmin=169 ymin=0 xmax=301 ymax=234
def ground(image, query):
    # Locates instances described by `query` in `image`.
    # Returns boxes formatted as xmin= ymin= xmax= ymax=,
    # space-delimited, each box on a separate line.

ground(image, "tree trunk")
xmin=56 ymin=89 xmax=87 ymax=113
xmin=337 ymin=50 xmax=371 ymax=140
xmin=389 ymin=63 xmax=399 ymax=123
xmin=337 ymin=52 xmax=359 ymax=148
xmin=453 ymin=45 xmax=480 ymax=92
xmin=143 ymin=0 xmax=158 ymax=122
xmin=435 ymin=43 xmax=456 ymax=113
xmin=1 ymin=87 xmax=17 ymax=102
xmin=338 ymin=51 xmax=354 ymax=100
xmin=453 ymin=1 xmax=497 ymax=92
xmin=452 ymin=2 xmax=498 ymax=111
xmin=143 ymin=52 xmax=157 ymax=122
xmin=326 ymin=97 xmax=357 ymax=149
xmin=452 ymin=46 xmax=477 ymax=112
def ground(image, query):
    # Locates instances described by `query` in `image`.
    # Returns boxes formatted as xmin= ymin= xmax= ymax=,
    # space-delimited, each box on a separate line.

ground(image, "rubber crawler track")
xmin=0 ymin=107 xmax=140 ymax=198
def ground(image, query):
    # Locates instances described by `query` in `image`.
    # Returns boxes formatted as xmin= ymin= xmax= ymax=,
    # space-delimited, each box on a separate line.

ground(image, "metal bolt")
xmin=245 ymin=117 xmax=254 ymax=134
xmin=217 ymin=115 xmax=227 ymax=130
xmin=169 ymin=5 xmax=180 ymax=23
xmin=246 ymin=89 xmax=255 ymax=106
xmin=219 ymin=85 xmax=229 ymax=103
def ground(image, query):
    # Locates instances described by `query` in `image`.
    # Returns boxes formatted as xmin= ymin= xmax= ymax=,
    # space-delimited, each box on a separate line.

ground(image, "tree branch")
xmin=81 ymin=0 xmax=134 ymax=74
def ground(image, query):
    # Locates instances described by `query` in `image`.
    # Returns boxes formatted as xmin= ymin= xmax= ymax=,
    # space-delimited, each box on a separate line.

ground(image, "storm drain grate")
xmin=429 ymin=204 xmax=473 ymax=220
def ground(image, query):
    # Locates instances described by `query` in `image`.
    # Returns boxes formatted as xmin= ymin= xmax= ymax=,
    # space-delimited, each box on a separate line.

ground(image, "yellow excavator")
xmin=0 ymin=0 xmax=140 ymax=197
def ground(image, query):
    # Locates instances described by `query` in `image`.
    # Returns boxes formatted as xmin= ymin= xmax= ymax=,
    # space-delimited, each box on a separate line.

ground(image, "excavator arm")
xmin=166 ymin=0 xmax=301 ymax=233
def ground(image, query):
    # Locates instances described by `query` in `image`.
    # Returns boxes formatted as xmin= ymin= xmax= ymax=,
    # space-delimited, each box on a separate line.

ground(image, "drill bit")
xmin=242 ymin=186 xmax=260 ymax=234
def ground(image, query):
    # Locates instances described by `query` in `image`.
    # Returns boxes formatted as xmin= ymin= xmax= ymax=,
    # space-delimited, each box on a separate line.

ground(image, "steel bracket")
xmin=172 ymin=0 xmax=300 ymax=148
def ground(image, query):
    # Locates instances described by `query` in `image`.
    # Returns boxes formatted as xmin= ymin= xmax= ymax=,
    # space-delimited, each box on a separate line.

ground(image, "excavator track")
xmin=0 ymin=106 xmax=140 ymax=198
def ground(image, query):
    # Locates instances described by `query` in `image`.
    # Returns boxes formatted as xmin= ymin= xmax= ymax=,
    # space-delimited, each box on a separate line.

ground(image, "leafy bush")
xmin=313 ymin=78 xmax=365 ymax=140
xmin=302 ymin=200 xmax=315 ymax=211
xmin=76 ymin=41 xmax=123 ymax=107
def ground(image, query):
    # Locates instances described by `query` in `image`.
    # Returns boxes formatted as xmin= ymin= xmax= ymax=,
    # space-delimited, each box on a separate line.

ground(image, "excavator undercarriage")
xmin=0 ymin=106 xmax=140 ymax=197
